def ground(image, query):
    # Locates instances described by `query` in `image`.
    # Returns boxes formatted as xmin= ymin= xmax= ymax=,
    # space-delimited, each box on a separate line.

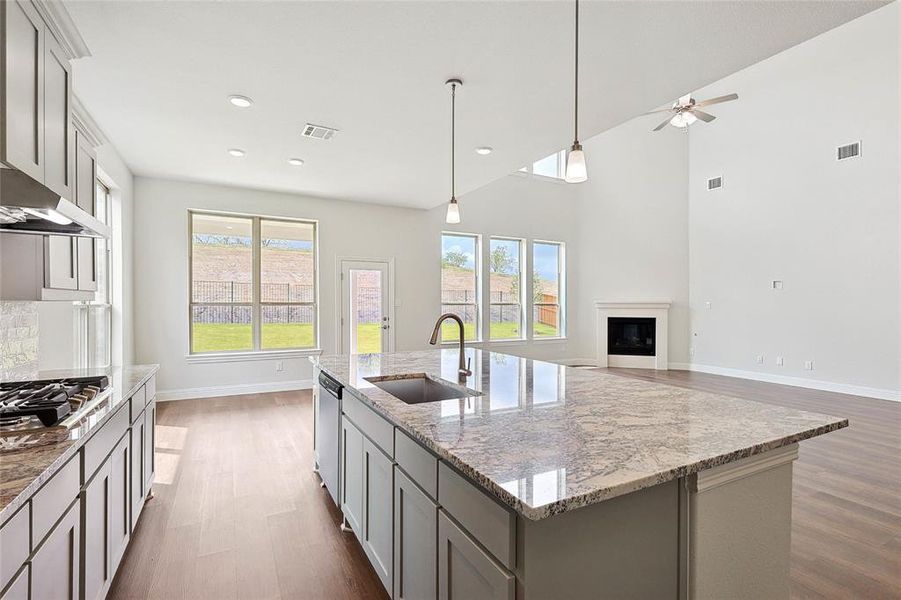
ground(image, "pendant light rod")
xmin=573 ymin=0 xmax=579 ymax=143
xmin=445 ymin=78 xmax=463 ymax=224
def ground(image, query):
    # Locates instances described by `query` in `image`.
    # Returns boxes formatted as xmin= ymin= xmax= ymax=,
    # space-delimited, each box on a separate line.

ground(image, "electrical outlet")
xmin=276 ymin=361 xmax=284 ymax=372
xmin=705 ymin=301 xmax=712 ymax=309
xmin=772 ymin=280 xmax=784 ymax=290
xmin=756 ymin=355 xmax=765 ymax=365
xmin=776 ymin=356 xmax=784 ymax=366
xmin=804 ymin=360 xmax=814 ymax=371
xmin=689 ymin=347 xmax=695 ymax=357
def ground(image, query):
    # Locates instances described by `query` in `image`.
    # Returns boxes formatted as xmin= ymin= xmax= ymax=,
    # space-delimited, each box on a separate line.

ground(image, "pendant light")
xmin=445 ymin=78 xmax=463 ymax=224
xmin=564 ymin=0 xmax=588 ymax=183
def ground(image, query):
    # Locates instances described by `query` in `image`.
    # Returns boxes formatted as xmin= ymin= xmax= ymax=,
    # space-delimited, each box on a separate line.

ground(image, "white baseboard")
xmin=680 ymin=363 xmax=899 ymax=403
xmin=157 ymin=379 xmax=314 ymax=402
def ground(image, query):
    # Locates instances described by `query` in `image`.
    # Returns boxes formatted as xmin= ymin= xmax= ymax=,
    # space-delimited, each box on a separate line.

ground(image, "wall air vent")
xmin=836 ymin=141 xmax=861 ymax=161
xmin=707 ymin=176 xmax=723 ymax=191
xmin=301 ymin=123 xmax=338 ymax=141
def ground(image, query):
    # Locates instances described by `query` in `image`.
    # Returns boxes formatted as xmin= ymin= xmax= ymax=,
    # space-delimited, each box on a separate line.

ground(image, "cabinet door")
xmin=437 ymin=510 xmax=514 ymax=600
xmin=109 ymin=433 xmax=131 ymax=574
xmin=76 ymin=237 xmax=97 ymax=292
xmin=41 ymin=31 xmax=74 ymax=199
xmin=341 ymin=418 xmax=364 ymax=537
xmin=1 ymin=0 xmax=44 ymax=180
xmin=130 ymin=413 xmax=145 ymax=530
xmin=74 ymin=131 xmax=97 ymax=214
xmin=143 ymin=400 xmax=156 ymax=491
xmin=31 ymin=499 xmax=80 ymax=600
xmin=0 ymin=566 xmax=28 ymax=600
xmin=82 ymin=458 xmax=112 ymax=600
xmin=45 ymin=235 xmax=77 ymax=290
xmin=395 ymin=468 xmax=437 ymax=600
xmin=362 ymin=438 xmax=393 ymax=596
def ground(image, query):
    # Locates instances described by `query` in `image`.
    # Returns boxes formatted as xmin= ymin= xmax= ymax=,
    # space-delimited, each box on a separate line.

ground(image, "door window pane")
xmin=533 ymin=242 xmax=563 ymax=337
xmin=350 ymin=269 xmax=383 ymax=354
xmin=489 ymin=238 xmax=523 ymax=340
xmin=441 ymin=233 xmax=479 ymax=341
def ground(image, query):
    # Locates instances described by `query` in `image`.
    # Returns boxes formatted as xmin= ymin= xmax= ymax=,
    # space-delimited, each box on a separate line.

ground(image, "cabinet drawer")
xmin=0 ymin=504 xmax=30 ymax=591
xmin=395 ymin=429 xmax=438 ymax=499
xmin=83 ymin=402 xmax=130 ymax=482
xmin=32 ymin=455 xmax=79 ymax=547
xmin=130 ymin=385 xmax=146 ymax=423
xmin=438 ymin=462 xmax=515 ymax=570
xmin=144 ymin=375 xmax=156 ymax=403
xmin=343 ymin=392 xmax=393 ymax=458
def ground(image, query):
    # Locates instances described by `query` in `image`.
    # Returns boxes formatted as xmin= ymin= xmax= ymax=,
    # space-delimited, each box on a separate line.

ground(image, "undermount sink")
xmin=365 ymin=374 xmax=479 ymax=405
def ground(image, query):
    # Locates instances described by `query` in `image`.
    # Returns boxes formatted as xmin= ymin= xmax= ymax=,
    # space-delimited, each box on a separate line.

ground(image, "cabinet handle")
xmin=70 ymin=238 xmax=76 ymax=278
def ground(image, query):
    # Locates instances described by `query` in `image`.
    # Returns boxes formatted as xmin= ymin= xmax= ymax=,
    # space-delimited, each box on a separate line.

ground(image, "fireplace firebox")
xmin=607 ymin=317 xmax=656 ymax=357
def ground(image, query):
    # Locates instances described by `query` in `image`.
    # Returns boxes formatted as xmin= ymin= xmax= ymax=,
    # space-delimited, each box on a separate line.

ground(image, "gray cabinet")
xmin=109 ymin=434 xmax=130 ymax=573
xmin=130 ymin=409 xmax=146 ymax=530
xmin=0 ymin=566 xmax=28 ymax=600
xmin=74 ymin=131 xmax=97 ymax=215
xmin=82 ymin=457 xmax=112 ymax=600
xmin=394 ymin=468 xmax=437 ymax=600
xmin=45 ymin=235 xmax=78 ymax=290
xmin=362 ymin=438 xmax=393 ymax=596
xmin=341 ymin=418 xmax=364 ymax=537
xmin=41 ymin=30 xmax=73 ymax=199
xmin=1 ymin=0 xmax=45 ymax=181
xmin=143 ymin=400 xmax=156 ymax=492
xmin=437 ymin=510 xmax=514 ymax=600
xmin=31 ymin=499 xmax=81 ymax=600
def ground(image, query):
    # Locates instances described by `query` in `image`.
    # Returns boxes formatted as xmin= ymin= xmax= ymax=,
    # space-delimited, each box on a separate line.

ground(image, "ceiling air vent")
xmin=302 ymin=123 xmax=338 ymax=141
xmin=836 ymin=141 xmax=861 ymax=161
xmin=707 ymin=176 xmax=723 ymax=191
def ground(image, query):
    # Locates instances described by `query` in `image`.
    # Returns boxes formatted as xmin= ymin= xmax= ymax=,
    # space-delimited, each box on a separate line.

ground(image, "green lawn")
xmin=192 ymin=320 xmax=559 ymax=353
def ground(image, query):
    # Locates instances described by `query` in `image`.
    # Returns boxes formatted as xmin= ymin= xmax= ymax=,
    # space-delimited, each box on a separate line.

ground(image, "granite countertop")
xmin=0 ymin=364 xmax=159 ymax=523
xmin=314 ymin=349 xmax=847 ymax=520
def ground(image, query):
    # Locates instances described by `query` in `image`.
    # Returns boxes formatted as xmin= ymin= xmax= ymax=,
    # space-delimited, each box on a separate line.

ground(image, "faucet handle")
xmin=467 ymin=357 xmax=471 ymax=371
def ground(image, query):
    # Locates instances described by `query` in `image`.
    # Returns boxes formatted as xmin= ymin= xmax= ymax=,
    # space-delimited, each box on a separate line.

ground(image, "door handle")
xmin=381 ymin=324 xmax=389 ymax=330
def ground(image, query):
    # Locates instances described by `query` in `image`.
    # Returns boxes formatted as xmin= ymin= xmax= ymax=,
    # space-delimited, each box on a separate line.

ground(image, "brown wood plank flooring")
xmin=109 ymin=372 xmax=900 ymax=600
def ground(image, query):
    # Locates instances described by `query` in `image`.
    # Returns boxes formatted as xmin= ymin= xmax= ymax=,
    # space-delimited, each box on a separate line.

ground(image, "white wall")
xmin=688 ymin=3 xmax=900 ymax=395
xmin=133 ymin=177 xmax=438 ymax=396
xmin=571 ymin=120 xmax=691 ymax=365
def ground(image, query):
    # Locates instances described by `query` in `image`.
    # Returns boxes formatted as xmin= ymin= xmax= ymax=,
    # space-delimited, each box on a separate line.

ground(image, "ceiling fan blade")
xmin=695 ymin=93 xmax=738 ymax=108
xmin=643 ymin=107 xmax=674 ymax=115
xmin=652 ymin=116 xmax=672 ymax=131
xmin=692 ymin=109 xmax=716 ymax=123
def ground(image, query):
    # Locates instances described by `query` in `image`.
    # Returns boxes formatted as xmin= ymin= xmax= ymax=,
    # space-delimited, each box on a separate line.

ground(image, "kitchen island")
xmin=313 ymin=349 xmax=846 ymax=600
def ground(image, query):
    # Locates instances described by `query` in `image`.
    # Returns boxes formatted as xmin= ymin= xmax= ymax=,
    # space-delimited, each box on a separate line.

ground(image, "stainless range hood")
xmin=0 ymin=168 xmax=110 ymax=238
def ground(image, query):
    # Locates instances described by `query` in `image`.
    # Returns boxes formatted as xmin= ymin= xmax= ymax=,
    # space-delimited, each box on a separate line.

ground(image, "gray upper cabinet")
xmin=341 ymin=418 xmax=364 ymax=537
xmin=45 ymin=235 xmax=78 ymax=290
xmin=1 ymin=0 xmax=45 ymax=181
xmin=437 ymin=510 xmax=514 ymax=600
xmin=394 ymin=467 xmax=437 ymax=600
xmin=31 ymin=500 xmax=81 ymax=600
xmin=362 ymin=438 xmax=394 ymax=596
xmin=41 ymin=31 xmax=74 ymax=199
xmin=74 ymin=131 xmax=97 ymax=214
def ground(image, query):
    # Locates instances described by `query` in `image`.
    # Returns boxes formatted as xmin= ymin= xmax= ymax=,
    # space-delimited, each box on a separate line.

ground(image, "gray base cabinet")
xmin=31 ymin=500 xmax=81 ymax=600
xmin=143 ymin=400 xmax=156 ymax=492
xmin=0 ymin=567 xmax=28 ymax=600
xmin=130 ymin=409 xmax=146 ymax=529
xmin=82 ymin=457 xmax=112 ymax=600
xmin=394 ymin=468 xmax=437 ymax=600
xmin=438 ymin=510 xmax=513 ymax=600
xmin=341 ymin=419 xmax=364 ymax=537
xmin=362 ymin=438 xmax=393 ymax=596
xmin=109 ymin=434 xmax=131 ymax=573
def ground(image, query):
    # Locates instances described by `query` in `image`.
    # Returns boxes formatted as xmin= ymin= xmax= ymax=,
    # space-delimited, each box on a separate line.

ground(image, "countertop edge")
xmin=316 ymin=361 xmax=848 ymax=521
xmin=0 ymin=364 xmax=160 ymax=525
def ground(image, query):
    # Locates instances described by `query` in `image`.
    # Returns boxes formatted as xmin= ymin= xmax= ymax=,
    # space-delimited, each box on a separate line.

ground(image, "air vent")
xmin=707 ymin=176 xmax=723 ymax=191
xmin=836 ymin=141 xmax=861 ymax=161
xmin=301 ymin=123 xmax=338 ymax=141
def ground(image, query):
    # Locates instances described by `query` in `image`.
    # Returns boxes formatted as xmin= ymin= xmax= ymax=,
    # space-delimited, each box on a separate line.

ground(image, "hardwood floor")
xmin=109 ymin=372 xmax=900 ymax=600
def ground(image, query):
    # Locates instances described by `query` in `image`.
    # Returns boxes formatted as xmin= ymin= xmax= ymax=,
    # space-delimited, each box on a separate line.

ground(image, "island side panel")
xmin=686 ymin=444 xmax=797 ymax=600
xmin=515 ymin=479 xmax=681 ymax=600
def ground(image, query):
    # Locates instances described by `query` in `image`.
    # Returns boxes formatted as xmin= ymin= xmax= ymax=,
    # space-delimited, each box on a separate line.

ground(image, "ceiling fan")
xmin=646 ymin=92 xmax=738 ymax=131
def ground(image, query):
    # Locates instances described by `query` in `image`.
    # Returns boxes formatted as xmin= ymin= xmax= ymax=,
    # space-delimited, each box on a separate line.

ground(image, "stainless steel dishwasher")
xmin=316 ymin=370 xmax=342 ymax=506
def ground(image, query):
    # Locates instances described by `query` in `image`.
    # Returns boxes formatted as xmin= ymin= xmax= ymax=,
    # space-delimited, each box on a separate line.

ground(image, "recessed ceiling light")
xmin=475 ymin=147 xmax=493 ymax=155
xmin=288 ymin=158 xmax=305 ymax=166
xmin=227 ymin=148 xmax=246 ymax=157
xmin=227 ymin=95 xmax=253 ymax=108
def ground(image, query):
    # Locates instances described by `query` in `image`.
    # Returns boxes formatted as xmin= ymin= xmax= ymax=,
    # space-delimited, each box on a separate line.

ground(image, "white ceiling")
xmin=67 ymin=0 xmax=886 ymax=209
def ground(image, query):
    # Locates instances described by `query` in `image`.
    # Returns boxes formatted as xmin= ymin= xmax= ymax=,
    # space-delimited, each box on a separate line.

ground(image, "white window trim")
xmin=440 ymin=231 xmax=482 ymax=344
xmin=188 ymin=209 xmax=320 ymax=355
xmin=488 ymin=236 xmax=526 ymax=341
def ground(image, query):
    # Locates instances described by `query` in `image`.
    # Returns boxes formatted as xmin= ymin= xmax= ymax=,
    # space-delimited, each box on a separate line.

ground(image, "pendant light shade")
xmin=445 ymin=78 xmax=463 ymax=224
xmin=564 ymin=0 xmax=588 ymax=184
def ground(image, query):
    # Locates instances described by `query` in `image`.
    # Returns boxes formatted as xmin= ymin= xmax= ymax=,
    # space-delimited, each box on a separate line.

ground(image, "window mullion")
xmin=252 ymin=217 xmax=262 ymax=351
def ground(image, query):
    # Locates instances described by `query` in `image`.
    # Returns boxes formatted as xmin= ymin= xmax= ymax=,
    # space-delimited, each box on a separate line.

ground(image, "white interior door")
xmin=339 ymin=259 xmax=391 ymax=354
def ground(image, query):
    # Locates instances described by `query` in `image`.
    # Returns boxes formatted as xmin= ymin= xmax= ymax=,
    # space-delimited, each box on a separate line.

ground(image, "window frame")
xmin=187 ymin=209 xmax=320 ymax=357
xmin=440 ymin=231 xmax=482 ymax=343
xmin=488 ymin=236 xmax=526 ymax=341
xmin=530 ymin=239 xmax=566 ymax=340
xmin=517 ymin=150 xmax=567 ymax=182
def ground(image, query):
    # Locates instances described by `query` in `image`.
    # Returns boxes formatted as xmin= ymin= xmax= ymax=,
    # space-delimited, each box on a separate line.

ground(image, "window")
xmin=489 ymin=237 xmax=524 ymax=340
xmin=441 ymin=232 xmax=480 ymax=342
xmin=76 ymin=181 xmax=113 ymax=368
xmin=532 ymin=241 xmax=564 ymax=338
xmin=518 ymin=150 xmax=566 ymax=180
xmin=189 ymin=211 xmax=317 ymax=354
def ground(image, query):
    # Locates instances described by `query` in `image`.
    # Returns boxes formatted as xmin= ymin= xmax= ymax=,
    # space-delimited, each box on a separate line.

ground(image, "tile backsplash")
xmin=0 ymin=301 xmax=39 ymax=381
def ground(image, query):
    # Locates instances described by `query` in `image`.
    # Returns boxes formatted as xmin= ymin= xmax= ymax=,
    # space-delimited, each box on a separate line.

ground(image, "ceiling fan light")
xmin=670 ymin=112 xmax=697 ymax=128
xmin=445 ymin=198 xmax=461 ymax=224
xmin=564 ymin=143 xmax=588 ymax=183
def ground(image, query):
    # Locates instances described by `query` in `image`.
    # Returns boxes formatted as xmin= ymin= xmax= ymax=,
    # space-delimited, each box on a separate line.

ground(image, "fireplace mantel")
xmin=595 ymin=301 xmax=670 ymax=370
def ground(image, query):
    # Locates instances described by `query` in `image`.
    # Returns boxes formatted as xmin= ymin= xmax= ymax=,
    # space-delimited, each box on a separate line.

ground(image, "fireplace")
xmin=608 ymin=317 xmax=656 ymax=356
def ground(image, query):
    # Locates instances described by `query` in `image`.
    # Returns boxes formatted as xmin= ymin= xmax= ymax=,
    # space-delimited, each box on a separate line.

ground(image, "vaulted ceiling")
xmin=67 ymin=0 xmax=887 ymax=209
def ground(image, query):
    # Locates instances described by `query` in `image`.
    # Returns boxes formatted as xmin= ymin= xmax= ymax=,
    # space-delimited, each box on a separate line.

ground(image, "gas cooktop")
xmin=0 ymin=376 xmax=111 ymax=432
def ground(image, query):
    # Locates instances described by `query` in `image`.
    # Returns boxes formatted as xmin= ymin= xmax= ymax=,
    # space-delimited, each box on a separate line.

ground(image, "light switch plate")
xmin=776 ymin=356 xmax=785 ymax=366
